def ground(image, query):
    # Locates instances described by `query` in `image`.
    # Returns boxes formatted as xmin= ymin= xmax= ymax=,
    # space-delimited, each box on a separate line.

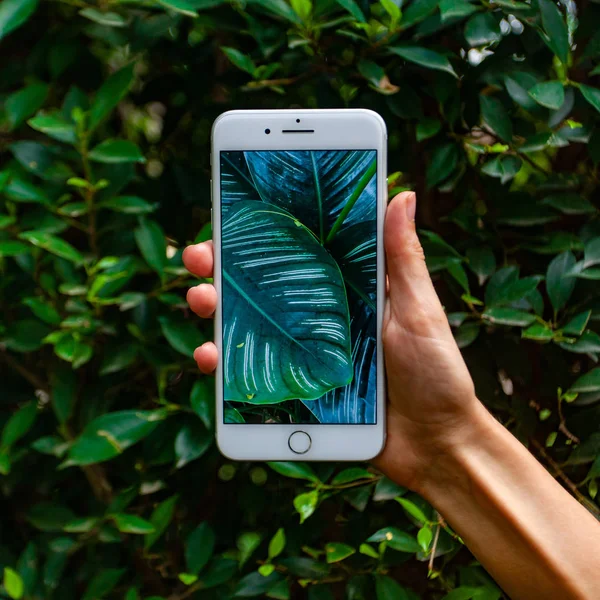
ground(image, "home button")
xmin=288 ymin=431 xmax=311 ymax=455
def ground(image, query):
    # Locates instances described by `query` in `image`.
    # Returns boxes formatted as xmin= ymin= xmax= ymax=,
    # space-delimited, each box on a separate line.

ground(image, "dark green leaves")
xmin=221 ymin=47 xmax=256 ymax=75
xmin=335 ymin=0 xmax=365 ymax=22
xmin=0 ymin=0 xmax=39 ymax=41
xmin=6 ymin=83 xmax=48 ymax=129
xmin=367 ymin=527 xmax=419 ymax=552
xmin=464 ymin=13 xmax=501 ymax=47
xmin=1 ymin=402 xmax=37 ymax=448
xmin=579 ymin=85 xmax=600 ymax=114
xmin=89 ymin=140 xmax=145 ymax=164
xmin=390 ymin=46 xmax=457 ymax=78
xmin=528 ymin=81 xmax=564 ymax=110
xmin=374 ymin=575 xmax=411 ymax=600
xmin=426 ymin=143 xmax=459 ymax=188
xmin=546 ymin=251 xmax=576 ymax=313
xmin=538 ymin=0 xmax=569 ymax=65
xmin=159 ymin=315 xmax=204 ymax=356
xmin=19 ymin=231 xmax=84 ymax=264
xmin=174 ymin=422 xmax=212 ymax=468
xmin=3 ymin=568 xmax=24 ymax=600
xmin=568 ymin=368 xmax=600 ymax=394
xmin=145 ymin=495 xmax=178 ymax=550
xmin=480 ymin=95 xmax=512 ymax=142
xmin=67 ymin=410 xmax=166 ymax=465
xmin=112 ymin=514 xmax=156 ymax=534
xmin=135 ymin=218 xmax=167 ymax=275
xmin=89 ymin=64 xmax=135 ymax=130
xmin=186 ymin=522 xmax=216 ymax=574
xmin=268 ymin=462 xmax=319 ymax=482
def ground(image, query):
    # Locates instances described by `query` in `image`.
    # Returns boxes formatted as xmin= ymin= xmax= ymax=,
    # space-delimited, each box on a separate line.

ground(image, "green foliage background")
xmin=1 ymin=0 xmax=600 ymax=598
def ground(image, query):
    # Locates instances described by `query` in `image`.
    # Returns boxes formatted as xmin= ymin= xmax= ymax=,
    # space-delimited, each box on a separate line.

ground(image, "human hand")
xmin=183 ymin=192 xmax=483 ymax=493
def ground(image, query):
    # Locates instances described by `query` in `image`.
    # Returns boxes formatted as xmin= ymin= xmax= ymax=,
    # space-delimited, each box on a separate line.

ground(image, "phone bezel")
xmin=211 ymin=109 xmax=387 ymax=461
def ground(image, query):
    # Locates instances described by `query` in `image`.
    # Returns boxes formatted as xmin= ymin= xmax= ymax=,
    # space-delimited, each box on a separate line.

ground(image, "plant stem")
xmin=79 ymin=133 xmax=99 ymax=255
xmin=325 ymin=157 xmax=377 ymax=245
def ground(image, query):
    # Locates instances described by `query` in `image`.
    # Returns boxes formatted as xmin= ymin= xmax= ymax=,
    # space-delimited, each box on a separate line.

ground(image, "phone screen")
xmin=220 ymin=150 xmax=377 ymax=425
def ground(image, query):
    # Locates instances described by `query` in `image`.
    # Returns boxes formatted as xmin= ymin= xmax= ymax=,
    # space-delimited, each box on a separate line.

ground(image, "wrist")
xmin=417 ymin=400 xmax=497 ymax=503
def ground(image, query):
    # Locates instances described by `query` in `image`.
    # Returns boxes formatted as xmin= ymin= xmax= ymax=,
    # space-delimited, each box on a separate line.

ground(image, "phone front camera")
xmin=265 ymin=128 xmax=271 ymax=134
xmin=296 ymin=118 xmax=300 ymax=123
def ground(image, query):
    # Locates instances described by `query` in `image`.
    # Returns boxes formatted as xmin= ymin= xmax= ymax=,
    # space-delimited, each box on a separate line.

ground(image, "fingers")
xmin=182 ymin=241 xmax=214 ymax=278
xmin=187 ymin=283 xmax=217 ymax=318
xmin=194 ymin=342 xmax=218 ymax=374
xmin=384 ymin=192 xmax=449 ymax=334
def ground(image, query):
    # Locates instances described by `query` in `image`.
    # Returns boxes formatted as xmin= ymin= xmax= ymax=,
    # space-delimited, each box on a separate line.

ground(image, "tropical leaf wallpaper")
xmin=220 ymin=150 xmax=378 ymax=424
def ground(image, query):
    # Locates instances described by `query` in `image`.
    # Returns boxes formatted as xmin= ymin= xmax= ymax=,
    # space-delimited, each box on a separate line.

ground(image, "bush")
xmin=1 ymin=0 xmax=600 ymax=598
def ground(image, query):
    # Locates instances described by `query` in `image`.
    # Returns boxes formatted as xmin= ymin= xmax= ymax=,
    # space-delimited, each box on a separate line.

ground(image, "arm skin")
xmin=382 ymin=400 xmax=600 ymax=600
xmin=183 ymin=191 xmax=600 ymax=600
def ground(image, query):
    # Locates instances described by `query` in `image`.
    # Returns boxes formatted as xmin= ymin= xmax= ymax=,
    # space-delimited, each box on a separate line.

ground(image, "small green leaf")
xmin=19 ymin=231 xmax=84 ymax=264
xmin=3 ymin=319 xmax=50 ymax=353
xmin=426 ymin=143 xmax=459 ymax=188
xmin=367 ymin=527 xmax=419 ymax=552
xmin=417 ymin=527 xmax=433 ymax=553
xmin=23 ymin=297 xmax=61 ymax=325
xmin=359 ymin=543 xmax=379 ymax=558
xmin=331 ymin=468 xmax=375 ymax=485
xmin=480 ymin=95 xmax=512 ymax=141
xmin=178 ymin=573 xmax=198 ymax=585
xmin=237 ymin=532 xmax=262 ymax=568
xmin=539 ymin=0 xmax=569 ymax=65
xmin=542 ymin=193 xmax=596 ymax=215
xmin=335 ymin=0 xmax=365 ymax=22
xmin=89 ymin=139 xmax=145 ymax=163
xmin=174 ymin=422 xmax=212 ymax=468
xmin=28 ymin=112 xmax=77 ymax=144
xmin=483 ymin=307 xmax=536 ymax=327
xmin=5 ymin=176 xmax=50 ymax=204
xmin=99 ymin=195 xmax=157 ymax=214
xmin=395 ymin=497 xmax=429 ymax=524
xmin=221 ymin=47 xmax=256 ymax=75
xmin=0 ymin=241 xmax=30 ymax=257
xmin=258 ymin=564 xmax=276 ymax=577
xmin=559 ymin=331 xmax=600 ymax=354
xmin=546 ymin=251 xmax=576 ymax=313
xmin=159 ymin=315 xmax=204 ymax=356
xmin=380 ymin=0 xmax=400 ymax=23
xmin=374 ymin=574 xmax=411 ymax=600
xmin=27 ymin=502 xmax=75 ymax=532
xmin=3 ymin=567 xmax=24 ymax=600
xmin=400 ymin=0 xmax=438 ymax=29
xmin=466 ymin=246 xmax=496 ymax=284
xmin=390 ymin=45 xmax=457 ymax=78
xmin=416 ymin=118 xmax=441 ymax=142
xmin=135 ymin=218 xmax=167 ymax=274
xmin=6 ymin=83 xmax=49 ymax=130
xmin=1 ymin=402 xmax=37 ymax=448
xmin=89 ymin=64 xmax=135 ymax=130
xmin=54 ymin=335 xmax=93 ymax=369
xmin=521 ymin=322 xmax=554 ymax=342
xmin=563 ymin=310 xmax=592 ymax=336
xmin=373 ymin=477 xmax=407 ymax=501
xmin=63 ymin=517 xmax=99 ymax=533
xmin=68 ymin=410 xmax=164 ymax=465
xmin=293 ymin=490 xmax=319 ymax=523
xmin=186 ymin=522 xmax=216 ymax=574
xmin=145 ymin=495 xmax=179 ymax=550
xmin=580 ymin=84 xmax=600 ymax=114
xmin=454 ymin=322 xmax=480 ymax=348
xmin=0 ymin=0 xmax=39 ymax=41
xmin=82 ymin=569 xmax=125 ymax=600
xmin=79 ymin=8 xmax=127 ymax=27
xmin=325 ymin=542 xmax=355 ymax=563
xmin=464 ymin=12 xmax=501 ymax=47
xmin=267 ymin=461 xmax=319 ymax=482
xmin=528 ymin=81 xmax=565 ymax=110
xmin=440 ymin=0 xmax=478 ymax=21
xmin=112 ymin=514 xmax=156 ymax=534
xmin=268 ymin=528 xmax=286 ymax=560
xmin=569 ymin=368 xmax=600 ymax=393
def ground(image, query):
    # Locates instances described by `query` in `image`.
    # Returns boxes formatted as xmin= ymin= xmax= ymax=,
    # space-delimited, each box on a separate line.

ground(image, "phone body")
xmin=211 ymin=109 xmax=387 ymax=461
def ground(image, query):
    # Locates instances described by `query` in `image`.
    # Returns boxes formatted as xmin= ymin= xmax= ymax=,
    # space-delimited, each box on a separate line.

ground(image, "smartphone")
xmin=211 ymin=109 xmax=387 ymax=461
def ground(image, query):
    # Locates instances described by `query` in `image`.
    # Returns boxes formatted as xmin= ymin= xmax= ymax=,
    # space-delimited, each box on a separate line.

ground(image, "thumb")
xmin=384 ymin=192 xmax=448 ymax=333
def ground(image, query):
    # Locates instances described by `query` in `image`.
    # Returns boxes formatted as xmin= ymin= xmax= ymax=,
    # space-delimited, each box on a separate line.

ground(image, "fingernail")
xmin=405 ymin=192 xmax=416 ymax=221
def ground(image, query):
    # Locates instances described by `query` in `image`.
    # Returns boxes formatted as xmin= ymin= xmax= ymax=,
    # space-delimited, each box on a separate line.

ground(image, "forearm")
xmin=419 ymin=403 xmax=600 ymax=600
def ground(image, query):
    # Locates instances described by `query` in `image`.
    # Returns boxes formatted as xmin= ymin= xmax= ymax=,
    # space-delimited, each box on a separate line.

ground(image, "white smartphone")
xmin=211 ymin=109 xmax=387 ymax=461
